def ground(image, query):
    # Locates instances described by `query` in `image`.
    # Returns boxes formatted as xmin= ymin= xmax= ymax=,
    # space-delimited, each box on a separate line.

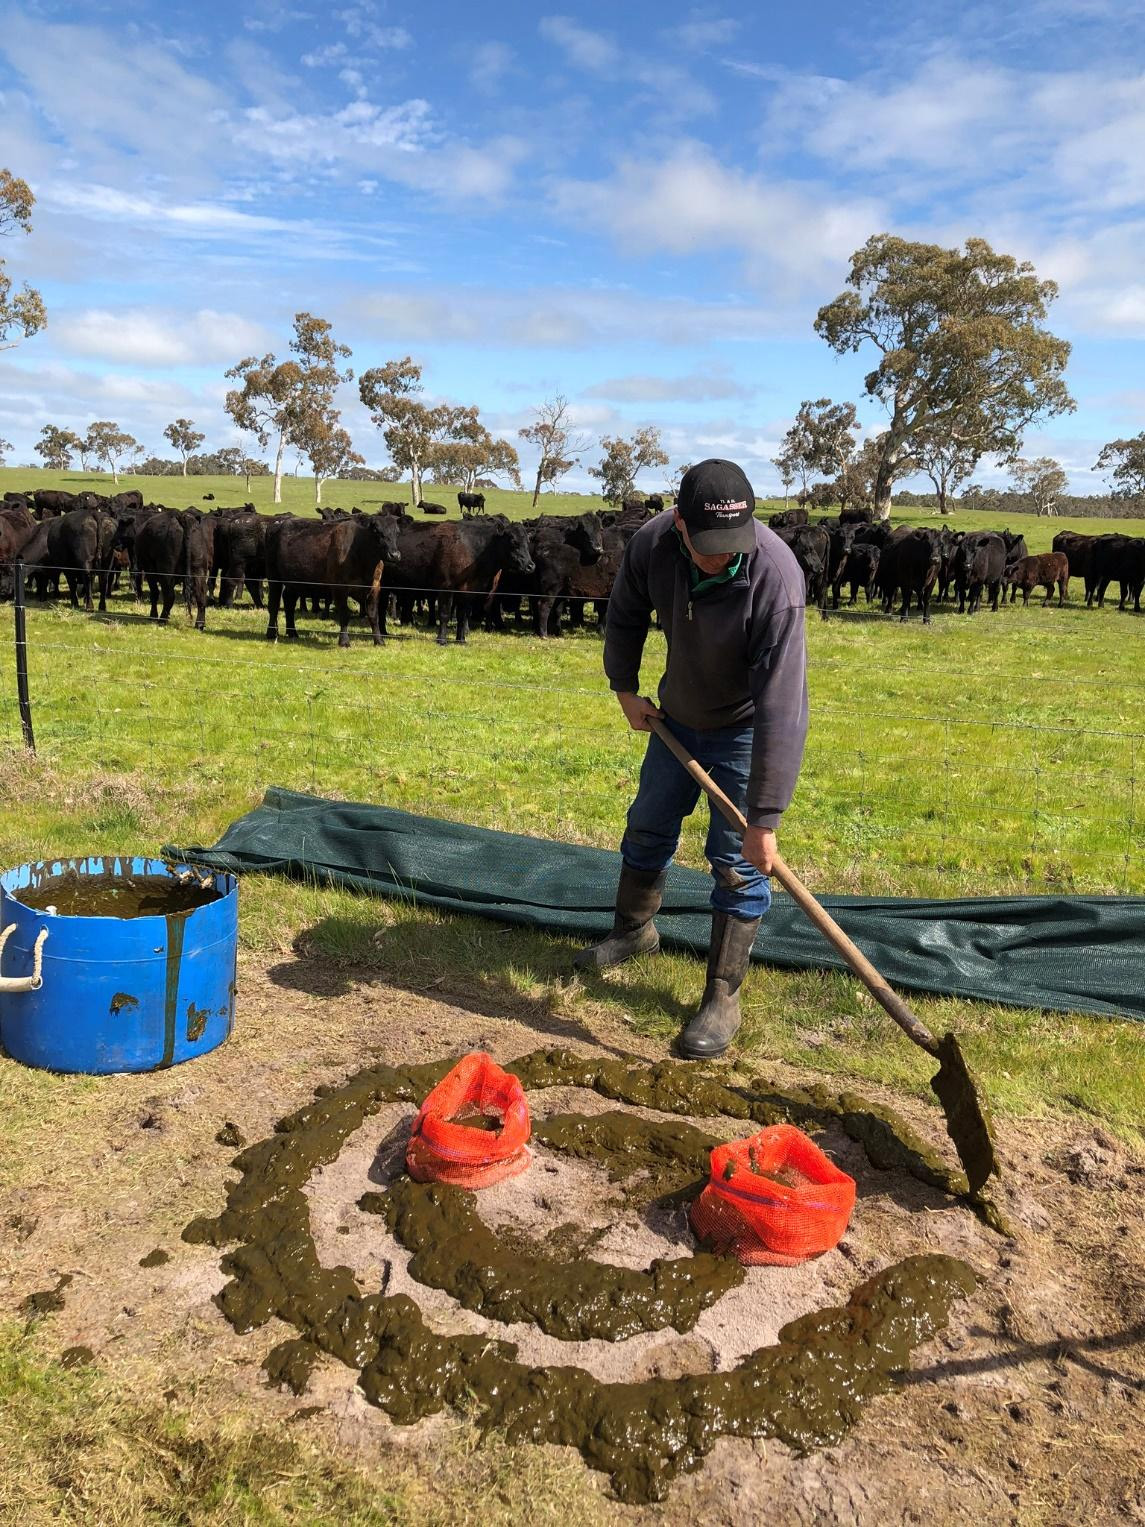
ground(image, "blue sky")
xmin=1 ymin=0 xmax=1144 ymax=493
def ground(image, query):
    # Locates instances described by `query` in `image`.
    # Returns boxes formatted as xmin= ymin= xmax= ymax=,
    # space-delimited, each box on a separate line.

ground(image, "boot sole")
xmin=674 ymin=1034 xmax=732 ymax=1061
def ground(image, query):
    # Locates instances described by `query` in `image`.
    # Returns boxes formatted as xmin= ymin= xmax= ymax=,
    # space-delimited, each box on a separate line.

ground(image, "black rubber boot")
xmin=574 ymin=863 xmax=666 ymax=971
xmin=676 ymin=911 xmax=762 ymax=1060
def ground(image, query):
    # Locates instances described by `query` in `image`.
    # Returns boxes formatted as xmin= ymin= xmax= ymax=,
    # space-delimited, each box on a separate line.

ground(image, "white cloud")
xmin=31 ymin=181 xmax=416 ymax=280
xmin=668 ymin=13 xmax=740 ymax=50
xmin=3 ymin=11 xmax=507 ymax=209
xmin=766 ymin=55 xmax=1022 ymax=178
xmin=229 ymin=97 xmax=520 ymax=200
xmin=301 ymin=42 xmax=348 ymax=66
xmin=471 ymin=41 xmax=513 ymax=93
xmin=583 ymin=368 xmax=755 ymax=402
xmin=354 ymin=284 xmax=803 ymax=347
xmin=41 ymin=182 xmax=299 ymax=236
xmin=1 ymin=14 xmax=227 ymax=183
xmin=0 ymin=360 xmax=207 ymax=448
xmin=538 ymin=16 xmax=619 ymax=74
xmin=1043 ymin=77 xmax=1145 ymax=212
xmin=51 ymin=308 xmax=270 ymax=367
xmin=237 ymin=98 xmax=437 ymax=163
xmin=336 ymin=5 xmax=412 ymax=49
xmin=243 ymin=6 xmax=314 ymax=34
xmin=767 ymin=53 xmax=1145 ymax=217
xmin=368 ymin=25 xmax=412 ymax=49
xmin=552 ymin=143 xmax=883 ymax=294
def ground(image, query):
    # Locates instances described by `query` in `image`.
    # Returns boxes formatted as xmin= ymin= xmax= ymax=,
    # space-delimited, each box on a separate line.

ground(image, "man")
xmin=575 ymin=459 xmax=808 ymax=1060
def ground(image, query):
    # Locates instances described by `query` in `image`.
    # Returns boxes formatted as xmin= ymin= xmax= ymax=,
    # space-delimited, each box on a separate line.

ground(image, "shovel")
xmin=647 ymin=716 xmax=1000 ymax=1195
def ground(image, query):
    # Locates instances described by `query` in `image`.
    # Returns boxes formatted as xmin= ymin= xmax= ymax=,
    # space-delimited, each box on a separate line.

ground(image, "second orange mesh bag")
xmin=689 ymin=1124 xmax=855 ymax=1266
xmin=406 ymin=1051 xmax=531 ymax=1189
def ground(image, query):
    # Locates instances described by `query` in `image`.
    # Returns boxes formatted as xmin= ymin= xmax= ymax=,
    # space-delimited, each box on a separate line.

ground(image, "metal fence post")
xmin=14 ymin=558 xmax=35 ymax=753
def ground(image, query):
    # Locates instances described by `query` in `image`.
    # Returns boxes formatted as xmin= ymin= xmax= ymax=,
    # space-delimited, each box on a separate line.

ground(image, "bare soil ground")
xmin=3 ymin=948 xmax=1144 ymax=1525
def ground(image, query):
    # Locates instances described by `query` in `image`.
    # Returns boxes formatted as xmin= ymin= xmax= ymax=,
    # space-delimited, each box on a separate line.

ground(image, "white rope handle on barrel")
xmin=0 ymin=922 xmax=49 ymax=993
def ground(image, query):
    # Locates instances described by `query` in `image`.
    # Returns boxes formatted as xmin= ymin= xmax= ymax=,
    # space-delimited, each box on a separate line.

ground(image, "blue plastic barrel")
xmin=0 ymin=857 xmax=238 ymax=1074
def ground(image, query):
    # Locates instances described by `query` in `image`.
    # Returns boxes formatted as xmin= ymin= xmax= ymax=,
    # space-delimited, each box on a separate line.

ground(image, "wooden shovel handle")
xmin=647 ymin=717 xmax=940 ymax=1059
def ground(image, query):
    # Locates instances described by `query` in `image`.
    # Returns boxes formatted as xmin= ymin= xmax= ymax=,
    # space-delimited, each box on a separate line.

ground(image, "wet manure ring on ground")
xmin=184 ymin=1047 xmax=979 ymax=1504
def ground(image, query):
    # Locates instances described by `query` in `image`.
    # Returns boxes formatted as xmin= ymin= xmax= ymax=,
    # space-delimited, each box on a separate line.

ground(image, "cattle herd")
xmin=765 ymin=506 xmax=1145 ymax=622
xmin=0 ymin=486 xmax=1141 ymax=652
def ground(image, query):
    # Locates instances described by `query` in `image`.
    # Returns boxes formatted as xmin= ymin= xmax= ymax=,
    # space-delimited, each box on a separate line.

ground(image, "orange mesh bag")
xmin=689 ymin=1124 xmax=855 ymax=1266
xmin=406 ymin=1052 xmax=531 ymax=1189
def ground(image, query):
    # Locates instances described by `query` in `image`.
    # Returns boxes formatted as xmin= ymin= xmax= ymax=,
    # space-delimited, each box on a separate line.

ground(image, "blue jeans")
xmin=620 ymin=715 xmax=771 ymax=921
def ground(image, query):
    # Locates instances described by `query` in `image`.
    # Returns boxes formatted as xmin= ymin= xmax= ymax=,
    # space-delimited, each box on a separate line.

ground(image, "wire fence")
xmin=1 ymin=574 xmax=1142 ymax=899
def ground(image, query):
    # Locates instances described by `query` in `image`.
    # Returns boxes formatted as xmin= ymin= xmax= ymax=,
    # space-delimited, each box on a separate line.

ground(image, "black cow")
xmin=458 ymin=491 xmax=486 ymax=514
xmin=1088 ymin=534 xmax=1144 ymax=611
xmin=839 ymin=505 xmax=872 ymax=525
xmin=835 ymin=541 xmax=880 ymax=605
xmin=644 ymin=494 xmax=664 ymax=511
xmin=418 ymin=500 xmax=448 ymax=516
xmin=775 ymin=524 xmax=830 ymax=616
xmin=266 ymin=514 xmax=401 ymax=644
xmin=826 ymin=523 xmax=857 ymax=611
xmin=21 ymin=508 xmax=113 ymax=611
xmin=878 ymin=527 xmax=942 ymax=622
xmin=179 ymin=510 xmax=213 ymax=629
xmin=1052 ymin=531 xmax=1098 ymax=602
xmin=109 ymin=506 xmax=160 ymax=602
xmin=769 ymin=506 xmax=809 ymax=529
xmin=1000 ymin=529 xmax=1027 ymax=557
xmin=489 ymin=511 xmax=604 ymax=637
xmin=854 ymin=520 xmax=893 ymax=549
xmin=954 ymin=532 xmax=1006 ymax=614
xmin=265 ymin=514 xmax=402 ymax=646
xmin=0 ymin=501 xmax=35 ymax=536
xmin=0 ymin=506 xmax=38 ymax=597
xmin=216 ymin=510 xmax=267 ymax=608
xmin=125 ymin=510 xmax=184 ymax=624
xmin=32 ymin=488 xmax=79 ymax=517
xmin=567 ymin=524 xmax=626 ymax=628
xmin=390 ymin=517 xmax=534 ymax=644
xmin=935 ymin=528 xmax=964 ymax=602
xmin=1121 ymin=537 xmax=1145 ymax=613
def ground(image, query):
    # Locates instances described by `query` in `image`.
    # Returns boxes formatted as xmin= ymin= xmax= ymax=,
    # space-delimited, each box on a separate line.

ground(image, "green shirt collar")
xmin=674 ymin=526 xmax=745 ymax=597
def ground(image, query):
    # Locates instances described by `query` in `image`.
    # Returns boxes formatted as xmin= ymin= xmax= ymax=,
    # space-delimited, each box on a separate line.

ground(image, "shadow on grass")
xmin=266 ymin=914 xmax=650 ymax=1060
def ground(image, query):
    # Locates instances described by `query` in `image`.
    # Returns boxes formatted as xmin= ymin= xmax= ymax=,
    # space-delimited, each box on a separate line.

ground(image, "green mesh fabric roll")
xmin=168 ymin=787 xmax=1145 ymax=1021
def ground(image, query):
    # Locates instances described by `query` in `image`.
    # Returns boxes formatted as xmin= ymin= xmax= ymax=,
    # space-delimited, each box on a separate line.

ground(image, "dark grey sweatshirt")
xmin=604 ymin=512 xmax=809 ymax=829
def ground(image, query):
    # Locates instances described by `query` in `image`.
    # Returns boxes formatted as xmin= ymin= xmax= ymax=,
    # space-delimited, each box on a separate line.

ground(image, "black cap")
xmin=676 ymin=459 xmax=757 ymax=554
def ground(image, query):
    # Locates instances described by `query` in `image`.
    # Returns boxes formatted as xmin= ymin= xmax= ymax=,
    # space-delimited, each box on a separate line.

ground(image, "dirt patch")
xmin=3 ymin=949 xmax=1143 ymax=1520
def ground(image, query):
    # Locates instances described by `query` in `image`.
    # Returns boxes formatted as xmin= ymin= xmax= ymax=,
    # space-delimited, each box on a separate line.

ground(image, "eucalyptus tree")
xmin=815 ymin=234 xmax=1074 ymax=518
